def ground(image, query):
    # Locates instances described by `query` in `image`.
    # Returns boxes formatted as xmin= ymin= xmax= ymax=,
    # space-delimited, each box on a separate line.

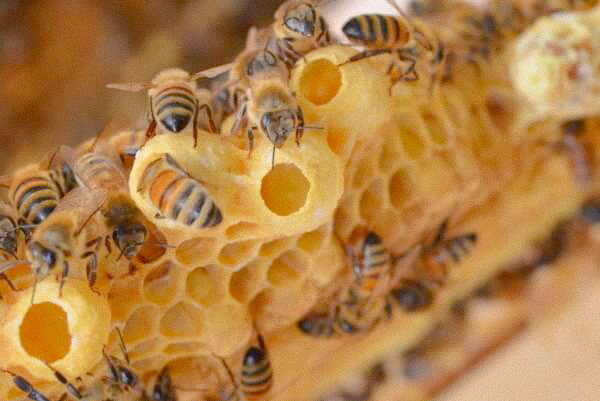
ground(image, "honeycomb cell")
xmin=259 ymin=236 xmax=296 ymax=259
xmin=260 ymin=163 xmax=310 ymax=216
xmin=389 ymin=168 xmax=415 ymax=209
xmin=297 ymin=225 xmax=329 ymax=254
xmin=19 ymin=302 xmax=70 ymax=363
xmin=379 ymin=137 xmax=403 ymax=174
xmin=298 ymin=58 xmax=342 ymax=106
xmin=352 ymin=151 xmax=379 ymax=190
xmin=143 ymin=262 xmax=182 ymax=305
xmin=131 ymin=354 xmax=168 ymax=373
xmin=164 ymin=341 xmax=205 ymax=356
xmin=159 ymin=301 xmax=205 ymax=338
xmin=396 ymin=115 xmax=428 ymax=161
xmin=129 ymin=337 xmax=164 ymax=360
xmin=422 ymin=112 xmax=448 ymax=147
xmin=326 ymin=126 xmax=352 ymax=156
xmin=186 ymin=265 xmax=229 ymax=307
xmin=225 ymin=221 xmax=260 ymax=240
xmin=201 ymin=300 xmax=252 ymax=356
xmin=217 ymin=239 xmax=261 ymax=268
xmin=267 ymin=250 xmax=309 ymax=287
xmin=108 ymin=275 xmax=144 ymax=322
xmin=359 ymin=181 xmax=387 ymax=222
xmin=136 ymin=226 xmax=168 ymax=264
xmin=175 ymin=237 xmax=220 ymax=266
xmin=122 ymin=305 xmax=161 ymax=343
xmin=229 ymin=259 xmax=269 ymax=303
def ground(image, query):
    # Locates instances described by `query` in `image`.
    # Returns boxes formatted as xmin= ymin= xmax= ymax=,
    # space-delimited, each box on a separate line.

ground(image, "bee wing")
xmin=55 ymin=187 xmax=108 ymax=221
xmin=191 ymin=63 xmax=233 ymax=80
xmin=45 ymin=145 xmax=78 ymax=173
xmin=106 ymin=82 xmax=149 ymax=92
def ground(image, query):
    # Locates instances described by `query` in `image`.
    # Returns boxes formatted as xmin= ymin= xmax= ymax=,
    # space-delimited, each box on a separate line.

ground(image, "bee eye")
xmin=284 ymin=17 xmax=305 ymax=33
xmin=118 ymin=368 xmax=135 ymax=386
xmin=42 ymin=248 xmax=56 ymax=268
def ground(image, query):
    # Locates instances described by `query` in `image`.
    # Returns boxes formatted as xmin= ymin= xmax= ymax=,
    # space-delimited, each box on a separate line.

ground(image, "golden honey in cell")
xmin=107 ymin=68 xmax=218 ymax=147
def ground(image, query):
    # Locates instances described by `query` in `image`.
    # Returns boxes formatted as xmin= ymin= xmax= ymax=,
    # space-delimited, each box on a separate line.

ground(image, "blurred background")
xmin=1 ymin=1 xmax=599 ymax=400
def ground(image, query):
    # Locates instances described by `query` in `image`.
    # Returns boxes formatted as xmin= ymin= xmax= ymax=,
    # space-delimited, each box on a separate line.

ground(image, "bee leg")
xmin=58 ymin=261 xmax=69 ymax=298
xmin=0 ymin=273 xmax=20 ymax=291
xmin=192 ymin=101 xmax=199 ymax=148
xmin=296 ymin=106 xmax=305 ymax=146
xmin=199 ymin=103 xmax=218 ymax=134
xmin=247 ymin=127 xmax=255 ymax=159
xmin=84 ymin=252 xmax=99 ymax=295
xmin=338 ymin=48 xmax=392 ymax=67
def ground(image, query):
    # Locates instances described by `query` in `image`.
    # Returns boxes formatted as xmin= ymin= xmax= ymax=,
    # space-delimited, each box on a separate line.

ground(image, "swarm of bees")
xmin=2 ymin=0 xmax=598 ymax=400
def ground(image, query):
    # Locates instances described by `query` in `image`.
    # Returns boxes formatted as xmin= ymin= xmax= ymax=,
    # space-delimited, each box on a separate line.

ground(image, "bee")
xmin=1 ymin=369 xmax=52 ymax=401
xmin=138 ymin=153 xmax=223 ymax=229
xmin=107 ymin=68 xmax=218 ymax=147
xmin=418 ymin=219 xmax=477 ymax=286
xmin=387 ymin=278 xmax=434 ymax=313
xmin=2 ymin=149 xmax=77 ymax=235
xmin=109 ymin=129 xmax=148 ymax=173
xmin=268 ymin=0 xmax=332 ymax=66
xmin=340 ymin=0 xmax=446 ymax=90
xmin=0 ymin=203 xmax=26 ymax=293
xmin=217 ymin=334 xmax=273 ymax=401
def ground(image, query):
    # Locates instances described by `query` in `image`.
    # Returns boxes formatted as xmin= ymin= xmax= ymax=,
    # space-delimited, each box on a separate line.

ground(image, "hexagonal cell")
xmin=217 ymin=239 xmax=261 ymax=268
xmin=108 ymin=275 xmax=144 ymax=322
xmin=20 ymin=302 xmax=70 ymax=363
xmin=297 ymin=225 xmax=329 ymax=254
xmin=186 ymin=265 xmax=229 ymax=307
xmin=225 ymin=221 xmax=260 ymax=241
xmin=267 ymin=250 xmax=309 ymax=287
xmin=129 ymin=337 xmax=164 ymax=360
xmin=422 ymin=112 xmax=448 ymax=147
xmin=379 ymin=138 xmax=403 ymax=174
xmin=389 ymin=168 xmax=415 ymax=209
xmin=176 ymin=237 xmax=220 ymax=266
xmin=395 ymin=113 xmax=428 ymax=161
xmin=261 ymin=163 xmax=310 ymax=216
xmin=136 ymin=225 xmax=168 ymax=264
xmin=164 ymin=341 xmax=205 ymax=356
xmin=359 ymin=181 xmax=386 ymax=222
xmin=298 ymin=58 xmax=342 ymax=106
xmin=352 ymin=152 xmax=378 ymax=189
xmin=122 ymin=305 xmax=161 ymax=343
xmin=259 ymin=236 xmax=295 ymax=259
xmin=229 ymin=259 xmax=269 ymax=303
xmin=131 ymin=354 xmax=167 ymax=373
xmin=159 ymin=301 xmax=205 ymax=338
xmin=326 ymin=125 xmax=353 ymax=156
xmin=143 ymin=261 xmax=182 ymax=305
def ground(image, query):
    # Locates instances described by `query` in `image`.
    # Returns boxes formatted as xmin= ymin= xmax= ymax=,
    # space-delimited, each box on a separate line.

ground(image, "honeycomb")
xmin=0 ymin=3 xmax=599 ymax=401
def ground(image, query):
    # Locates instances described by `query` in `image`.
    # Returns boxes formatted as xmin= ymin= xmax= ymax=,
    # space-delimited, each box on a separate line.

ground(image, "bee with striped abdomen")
xmin=340 ymin=0 xmax=445 ymax=90
xmin=107 ymin=68 xmax=218 ymax=147
xmin=240 ymin=334 xmax=273 ymax=400
xmin=268 ymin=0 xmax=332 ymax=66
xmin=418 ymin=219 xmax=477 ymax=286
xmin=138 ymin=153 xmax=223 ymax=229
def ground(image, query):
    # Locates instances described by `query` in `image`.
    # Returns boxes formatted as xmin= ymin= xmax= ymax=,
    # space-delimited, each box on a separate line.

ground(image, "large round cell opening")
xmin=261 ymin=163 xmax=310 ymax=216
xmin=299 ymin=59 xmax=342 ymax=105
xmin=20 ymin=302 xmax=71 ymax=362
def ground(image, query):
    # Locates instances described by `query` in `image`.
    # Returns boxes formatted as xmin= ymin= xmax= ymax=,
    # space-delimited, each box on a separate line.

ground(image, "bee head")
xmin=0 ymin=215 xmax=18 ymax=255
xmin=28 ymin=241 xmax=57 ymax=276
xmin=260 ymin=110 xmax=296 ymax=147
xmin=282 ymin=3 xmax=317 ymax=38
xmin=113 ymin=223 xmax=147 ymax=259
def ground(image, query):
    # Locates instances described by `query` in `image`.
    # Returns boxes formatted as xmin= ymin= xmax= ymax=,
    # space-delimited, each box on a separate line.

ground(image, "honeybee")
xmin=1 ymin=149 xmax=77 ymax=235
xmin=418 ymin=220 xmax=477 ymax=286
xmin=109 ymin=129 xmax=148 ymax=172
xmin=0 ymin=203 xmax=25 ymax=292
xmin=138 ymin=154 xmax=223 ymax=229
xmin=340 ymin=0 xmax=445 ymax=90
xmin=1 ymin=369 xmax=52 ymax=401
xmin=217 ymin=334 xmax=273 ymax=401
xmin=387 ymin=278 xmax=434 ymax=313
xmin=268 ymin=0 xmax=332 ymax=66
xmin=107 ymin=68 xmax=218 ymax=147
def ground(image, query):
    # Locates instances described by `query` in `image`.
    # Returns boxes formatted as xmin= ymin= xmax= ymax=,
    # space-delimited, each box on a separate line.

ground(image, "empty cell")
xmin=379 ymin=139 xmax=403 ymax=174
xmin=259 ymin=236 xmax=295 ymax=259
xmin=352 ymin=153 xmax=378 ymax=189
xmin=261 ymin=163 xmax=310 ymax=216
xmin=108 ymin=275 xmax=144 ymax=322
xmin=225 ymin=221 xmax=259 ymax=240
xmin=359 ymin=186 xmax=385 ymax=222
xmin=267 ymin=251 xmax=308 ymax=287
xmin=163 ymin=341 xmax=205 ymax=355
xmin=175 ymin=237 xmax=220 ymax=266
xmin=143 ymin=262 xmax=181 ymax=306
xmin=229 ymin=259 xmax=269 ymax=303
xmin=122 ymin=305 xmax=161 ymax=343
xmin=186 ymin=265 xmax=229 ymax=307
xmin=297 ymin=225 xmax=329 ymax=254
xmin=201 ymin=301 xmax=252 ymax=355
xmin=159 ymin=301 xmax=205 ymax=338
xmin=217 ymin=239 xmax=261 ymax=267
xmin=299 ymin=58 xmax=342 ymax=106
xmin=389 ymin=168 xmax=415 ymax=209
xmin=422 ymin=113 xmax=448 ymax=146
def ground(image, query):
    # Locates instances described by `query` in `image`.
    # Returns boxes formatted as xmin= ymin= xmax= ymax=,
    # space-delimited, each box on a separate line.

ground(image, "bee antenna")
xmin=303 ymin=124 xmax=324 ymax=130
xmin=30 ymin=273 xmax=39 ymax=305
xmin=271 ymin=145 xmax=277 ymax=169
xmin=114 ymin=326 xmax=130 ymax=365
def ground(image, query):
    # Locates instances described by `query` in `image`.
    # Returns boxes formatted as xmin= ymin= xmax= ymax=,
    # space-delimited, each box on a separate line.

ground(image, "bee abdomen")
xmin=12 ymin=175 xmax=60 ymax=226
xmin=241 ymin=346 xmax=272 ymax=398
xmin=154 ymin=86 xmax=196 ymax=133
xmin=342 ymin=14 xmax=409 ymax=48
xmin=76 ymin=153 xmax=126 ymax=190
xmin=149 ymin=170 xmax=222 ymax=229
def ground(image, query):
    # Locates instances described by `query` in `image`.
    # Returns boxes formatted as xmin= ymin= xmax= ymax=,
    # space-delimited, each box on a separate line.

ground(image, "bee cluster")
xmin=1 ymin=1 xmax=599 ymax=401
